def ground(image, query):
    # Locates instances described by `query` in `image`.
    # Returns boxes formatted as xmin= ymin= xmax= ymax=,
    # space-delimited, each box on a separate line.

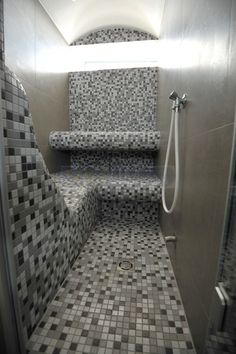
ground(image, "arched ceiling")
xmin=39 ymin=0 xmax=165 ymax=44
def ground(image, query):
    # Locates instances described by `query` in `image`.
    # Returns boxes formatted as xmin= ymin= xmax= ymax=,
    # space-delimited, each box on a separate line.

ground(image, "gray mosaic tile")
xmin=1 ymin=66 xmax=99 ymax=342
xmin=0 ymin=12 xmax=195 ymax=354
xmin=101 ymin=200 xmax=159 ymax=223
xmin=51 ymin=171 xmax=161 ymax=205
xmin=27 ymin=218 xmax=196 ymax=354
xmin=68 ymin=28 xmax=159 ymax=173
xmin=51 ymin=170 xmax=161 ymax=225
xmin=73 ymin=27 xmax=157 ymax=45
xmin=1 ymin=61 xmax=160 ymax=343
xmin=69 ymin=67 xmax=158 ymax=132
xmin=49 ymin=131 xmax=160 ymax=152
xmin=71 ymin=150 xmax=158 ymax=173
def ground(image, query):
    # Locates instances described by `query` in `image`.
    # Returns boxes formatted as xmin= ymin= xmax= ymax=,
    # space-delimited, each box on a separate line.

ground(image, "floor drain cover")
xmin=118 ymin=260 xmax=133 ymax=271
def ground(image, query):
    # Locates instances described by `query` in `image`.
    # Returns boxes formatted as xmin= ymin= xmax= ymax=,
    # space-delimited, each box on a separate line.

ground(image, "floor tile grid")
xmin=27 ymin=219 xmax=196 ymax=354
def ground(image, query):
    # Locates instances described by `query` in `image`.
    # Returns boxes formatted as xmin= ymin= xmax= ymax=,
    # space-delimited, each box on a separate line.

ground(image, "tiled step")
xmin=49 ymin=131 xmax=160 ymax=151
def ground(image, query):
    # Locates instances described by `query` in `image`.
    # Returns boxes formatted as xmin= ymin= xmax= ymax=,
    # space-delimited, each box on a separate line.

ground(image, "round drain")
xmin=118 ymin=260 xmax=133 ymax=271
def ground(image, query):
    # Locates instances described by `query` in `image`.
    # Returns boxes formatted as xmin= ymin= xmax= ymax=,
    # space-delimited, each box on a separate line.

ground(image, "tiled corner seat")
xmin=49 ymin=130 xmax=160 ymax=151
xmin=52 ymin=170 xmax=161 ymax=209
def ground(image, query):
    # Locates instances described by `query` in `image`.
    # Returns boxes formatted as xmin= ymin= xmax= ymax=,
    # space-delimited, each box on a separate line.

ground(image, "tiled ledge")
xmin=49 ymin=131 xmax=160 ymax=151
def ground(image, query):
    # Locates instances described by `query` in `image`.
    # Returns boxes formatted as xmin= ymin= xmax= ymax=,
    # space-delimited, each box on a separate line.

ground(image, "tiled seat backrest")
xmin=1 ymin=67 xmax=71 ymax=342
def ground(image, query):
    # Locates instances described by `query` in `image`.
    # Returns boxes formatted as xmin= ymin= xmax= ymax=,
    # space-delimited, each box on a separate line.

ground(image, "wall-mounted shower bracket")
xmin=169 ymin=91 xmax=187 ymax=110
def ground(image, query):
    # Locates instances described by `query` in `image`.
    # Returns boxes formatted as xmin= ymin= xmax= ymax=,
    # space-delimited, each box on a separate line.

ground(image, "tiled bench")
xmin=49 ymin=131 xmax=160 ymax=151
xmin=52 ymin=171 xmax=161 ymax=223
xmin=52 ymin=170 xmax=161 ymax=205
xmin=52 ymin=170 xmax=161 ymax=223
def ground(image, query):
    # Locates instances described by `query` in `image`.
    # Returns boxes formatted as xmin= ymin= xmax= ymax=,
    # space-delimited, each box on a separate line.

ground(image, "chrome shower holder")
xmin=169 ymin=91 xmax=187 ymax=110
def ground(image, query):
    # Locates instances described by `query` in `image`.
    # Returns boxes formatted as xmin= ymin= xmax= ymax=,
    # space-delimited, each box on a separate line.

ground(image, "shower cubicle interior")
xmin=1 ymin=0 xmax=236 ymax=354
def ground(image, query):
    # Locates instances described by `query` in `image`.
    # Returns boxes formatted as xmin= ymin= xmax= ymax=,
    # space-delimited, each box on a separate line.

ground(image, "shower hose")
xmin=162 ymin=101 xmax=180 ymax=214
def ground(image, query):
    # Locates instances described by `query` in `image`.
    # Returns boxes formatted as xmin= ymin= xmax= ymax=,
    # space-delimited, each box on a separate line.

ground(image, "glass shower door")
xmin=205 ymin=128 xmax=236 ymax=353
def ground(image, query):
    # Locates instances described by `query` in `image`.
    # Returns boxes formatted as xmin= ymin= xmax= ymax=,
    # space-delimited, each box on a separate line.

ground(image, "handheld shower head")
xmin=169 ymin=91 xmax=178 ymax=101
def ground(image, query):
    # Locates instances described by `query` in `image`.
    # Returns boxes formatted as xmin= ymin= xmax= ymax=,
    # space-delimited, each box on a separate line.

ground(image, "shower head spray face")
xmin=169 ymin=90 xmax=178 ymax=100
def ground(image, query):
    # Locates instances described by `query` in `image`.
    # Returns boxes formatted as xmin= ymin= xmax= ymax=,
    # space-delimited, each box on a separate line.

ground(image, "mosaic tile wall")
xmin=69 ymin=27 xmax=159 ymax=172
xmin=1 ymin=66 xmax=101 ymax=342
xmin=2 ymin=65 xmax=66 ymax=339
xmin=0 ymin=2 xmax=104 ymax=344
xmin=73 ymin=26 xmax=157 ymax=45
xmin=69 ymin=67 xmax=158 ymax=132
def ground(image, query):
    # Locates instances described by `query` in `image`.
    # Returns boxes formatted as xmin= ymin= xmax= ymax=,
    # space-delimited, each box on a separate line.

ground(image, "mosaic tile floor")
xmin=27 ymin=218 xmax=195 ymax=354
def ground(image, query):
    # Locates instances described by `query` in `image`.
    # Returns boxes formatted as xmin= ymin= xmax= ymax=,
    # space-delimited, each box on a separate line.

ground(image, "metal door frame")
xmin=204 ymin=105 xmax=236 ymax=352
